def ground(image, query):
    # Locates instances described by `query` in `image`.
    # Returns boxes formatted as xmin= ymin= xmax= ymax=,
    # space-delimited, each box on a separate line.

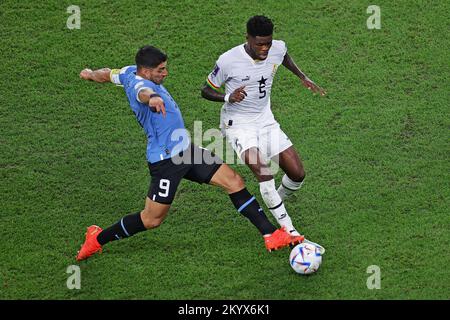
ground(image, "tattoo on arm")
xmin=91 ymin=68 xmax=112 ymax=82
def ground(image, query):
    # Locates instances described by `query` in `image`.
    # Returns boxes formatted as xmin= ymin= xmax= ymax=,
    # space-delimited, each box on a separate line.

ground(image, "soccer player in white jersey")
xmin=201 ymin=16 xmax=326 ymax=253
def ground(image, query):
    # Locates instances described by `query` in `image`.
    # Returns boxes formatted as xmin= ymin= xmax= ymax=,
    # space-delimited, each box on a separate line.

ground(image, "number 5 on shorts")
xmin=158 ymin=179 xmax=170 ymax=197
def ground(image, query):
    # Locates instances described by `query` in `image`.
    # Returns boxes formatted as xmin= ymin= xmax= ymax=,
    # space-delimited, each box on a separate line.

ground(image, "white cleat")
xmin=288 ymin=229 xmax=301 ymax=237
xmin=302 ymin=239 xmax=326 ymax=255
xmin=288 ymin=229 xmax=326 ymax=255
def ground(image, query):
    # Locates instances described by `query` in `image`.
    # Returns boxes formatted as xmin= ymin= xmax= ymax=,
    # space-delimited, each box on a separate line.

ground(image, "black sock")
xmin=97 ymin=212 xmax=146 ymax=246
xmin=229 ymin=188 xmax=277 ymax=235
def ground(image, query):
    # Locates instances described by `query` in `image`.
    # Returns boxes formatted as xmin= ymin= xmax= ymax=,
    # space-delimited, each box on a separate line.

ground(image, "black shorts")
xmin=147 ymin=144 xmax=223 ymax=204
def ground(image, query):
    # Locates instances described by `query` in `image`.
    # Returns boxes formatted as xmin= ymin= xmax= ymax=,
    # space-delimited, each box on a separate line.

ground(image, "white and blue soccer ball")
xmin=289 ymin=242 xmax=323 ymax=275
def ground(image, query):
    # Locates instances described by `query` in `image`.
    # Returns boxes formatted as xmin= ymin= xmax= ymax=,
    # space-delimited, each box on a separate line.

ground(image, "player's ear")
xmin=142 ymin=67 xmax=152 ymax=78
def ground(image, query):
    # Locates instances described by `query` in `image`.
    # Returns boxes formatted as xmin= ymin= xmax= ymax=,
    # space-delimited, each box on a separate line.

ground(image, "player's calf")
xmin=76 ymin=211 xmax=151 ymax=261
xmin=228 ymin=187 xmax=277 ymax=236
xmin=139 ymin=200 xmax=171 ymax=229
xmin=96 ymin=211 xmax=147 ymax=245
xmin=277 ymin=147 xmax=305 ymax=200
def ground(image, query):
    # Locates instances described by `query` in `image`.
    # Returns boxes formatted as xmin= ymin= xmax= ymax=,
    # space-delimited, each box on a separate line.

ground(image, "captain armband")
xmin=110 ymin=69 xmax=121 ymax=85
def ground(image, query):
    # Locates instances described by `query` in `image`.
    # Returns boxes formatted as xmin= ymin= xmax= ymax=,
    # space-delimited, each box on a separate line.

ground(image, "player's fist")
xmin=229 ymin=86 xmax=247 ymax=103
xmin=80 ymin=68 xmax=93 ymax=80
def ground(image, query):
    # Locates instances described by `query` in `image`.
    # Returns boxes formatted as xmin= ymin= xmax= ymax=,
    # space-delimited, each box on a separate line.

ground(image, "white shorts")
xmin=223 ymin=122 xmax=293 ymax=161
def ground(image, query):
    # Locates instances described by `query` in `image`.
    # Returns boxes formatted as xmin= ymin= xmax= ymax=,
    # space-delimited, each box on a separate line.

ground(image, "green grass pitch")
xmin=0 ymin=0 xmax=449 ymax=300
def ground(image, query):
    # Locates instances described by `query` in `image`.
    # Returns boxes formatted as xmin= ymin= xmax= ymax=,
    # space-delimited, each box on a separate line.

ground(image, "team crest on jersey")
xmin=212 ymin=64 xmax=220 ymax=77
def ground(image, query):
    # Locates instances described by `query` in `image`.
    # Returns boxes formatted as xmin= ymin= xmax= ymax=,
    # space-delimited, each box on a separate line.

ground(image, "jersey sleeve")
xmin=280 ymin=40 xmax=287 ymax=57
xmin=133 ymin=79 xmax=157 ymax=103
xmin=273 ymin=40 xmax=288 ymax=64
xmin=110 ymin=65 xmax=137 ymax=85
xmin=206 ymin=58 xmax=227 ymax=91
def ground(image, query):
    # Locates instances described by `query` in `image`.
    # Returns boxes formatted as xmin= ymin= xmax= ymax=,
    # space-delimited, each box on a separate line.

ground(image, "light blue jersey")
xmin=111 ymin=65 xmax=190 ymax=163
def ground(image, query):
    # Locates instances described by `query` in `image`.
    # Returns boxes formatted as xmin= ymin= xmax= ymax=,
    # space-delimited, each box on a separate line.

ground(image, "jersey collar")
xmin=240 ymin=43 xmax=268 ymax=66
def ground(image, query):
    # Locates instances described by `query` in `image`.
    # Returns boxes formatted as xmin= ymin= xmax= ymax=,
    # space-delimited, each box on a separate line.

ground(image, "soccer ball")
xmin=289 ymin=242 xmax=323 ymax=275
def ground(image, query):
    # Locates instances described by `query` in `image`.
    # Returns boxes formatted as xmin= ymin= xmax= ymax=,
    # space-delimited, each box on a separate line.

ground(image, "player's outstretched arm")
xmin=79 ymin=68 xmax=112 ymax=83
xmin=80 ymin=68 xmax=166 ymax=116
xmin=282 ymin=53 xmax=326 ymax=96
xmin=201 ymin=84 xmax=247 ymax=103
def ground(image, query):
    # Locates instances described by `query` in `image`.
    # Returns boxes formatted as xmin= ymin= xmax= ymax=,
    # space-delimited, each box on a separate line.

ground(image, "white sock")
xmin=259 ymin=179 xmax=298 ymax=235
xmin=277 ymin=174 xmax=304 ymax=201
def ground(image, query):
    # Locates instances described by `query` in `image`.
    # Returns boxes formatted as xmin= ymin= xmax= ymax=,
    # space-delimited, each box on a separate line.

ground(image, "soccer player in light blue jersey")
xmin=76 ymin=46 xmax=303 ymax=261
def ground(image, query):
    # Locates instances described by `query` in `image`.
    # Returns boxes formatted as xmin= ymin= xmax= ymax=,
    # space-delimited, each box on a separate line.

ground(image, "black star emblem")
xmin=258 ymin=76 xmax=268 ymax=86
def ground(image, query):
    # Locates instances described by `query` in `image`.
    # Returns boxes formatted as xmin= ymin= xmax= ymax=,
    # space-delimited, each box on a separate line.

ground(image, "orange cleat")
xmin=289 ymin=234 xmax=305 ymax=246
xmin=76 ymin=225 xmax=103 ymax=261
xmin=264 ymin=227 xmax=296 ymax=252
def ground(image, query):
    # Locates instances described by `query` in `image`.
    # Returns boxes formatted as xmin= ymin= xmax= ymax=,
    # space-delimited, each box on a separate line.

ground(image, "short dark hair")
xmin=135 ymin=45 xmax=167 ymax=69
xmin=246 ymin=15 xmax=274 ymax=37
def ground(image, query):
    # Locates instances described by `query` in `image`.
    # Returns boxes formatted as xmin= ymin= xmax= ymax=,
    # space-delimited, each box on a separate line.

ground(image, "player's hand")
xmin=79 ymin=68 xmax=93 ymax=80
xmin=301 ymin=77 xmax=326 ymax=96
xmin=149 ymin=96 xmax=166 ymax=117
xmin=229 ymin=86 xmax=247 ymax=103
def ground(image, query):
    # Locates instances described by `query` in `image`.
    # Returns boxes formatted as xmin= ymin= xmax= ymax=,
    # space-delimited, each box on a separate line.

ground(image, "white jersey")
xmin=207 ymin=40 xmax=287 ymax=129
